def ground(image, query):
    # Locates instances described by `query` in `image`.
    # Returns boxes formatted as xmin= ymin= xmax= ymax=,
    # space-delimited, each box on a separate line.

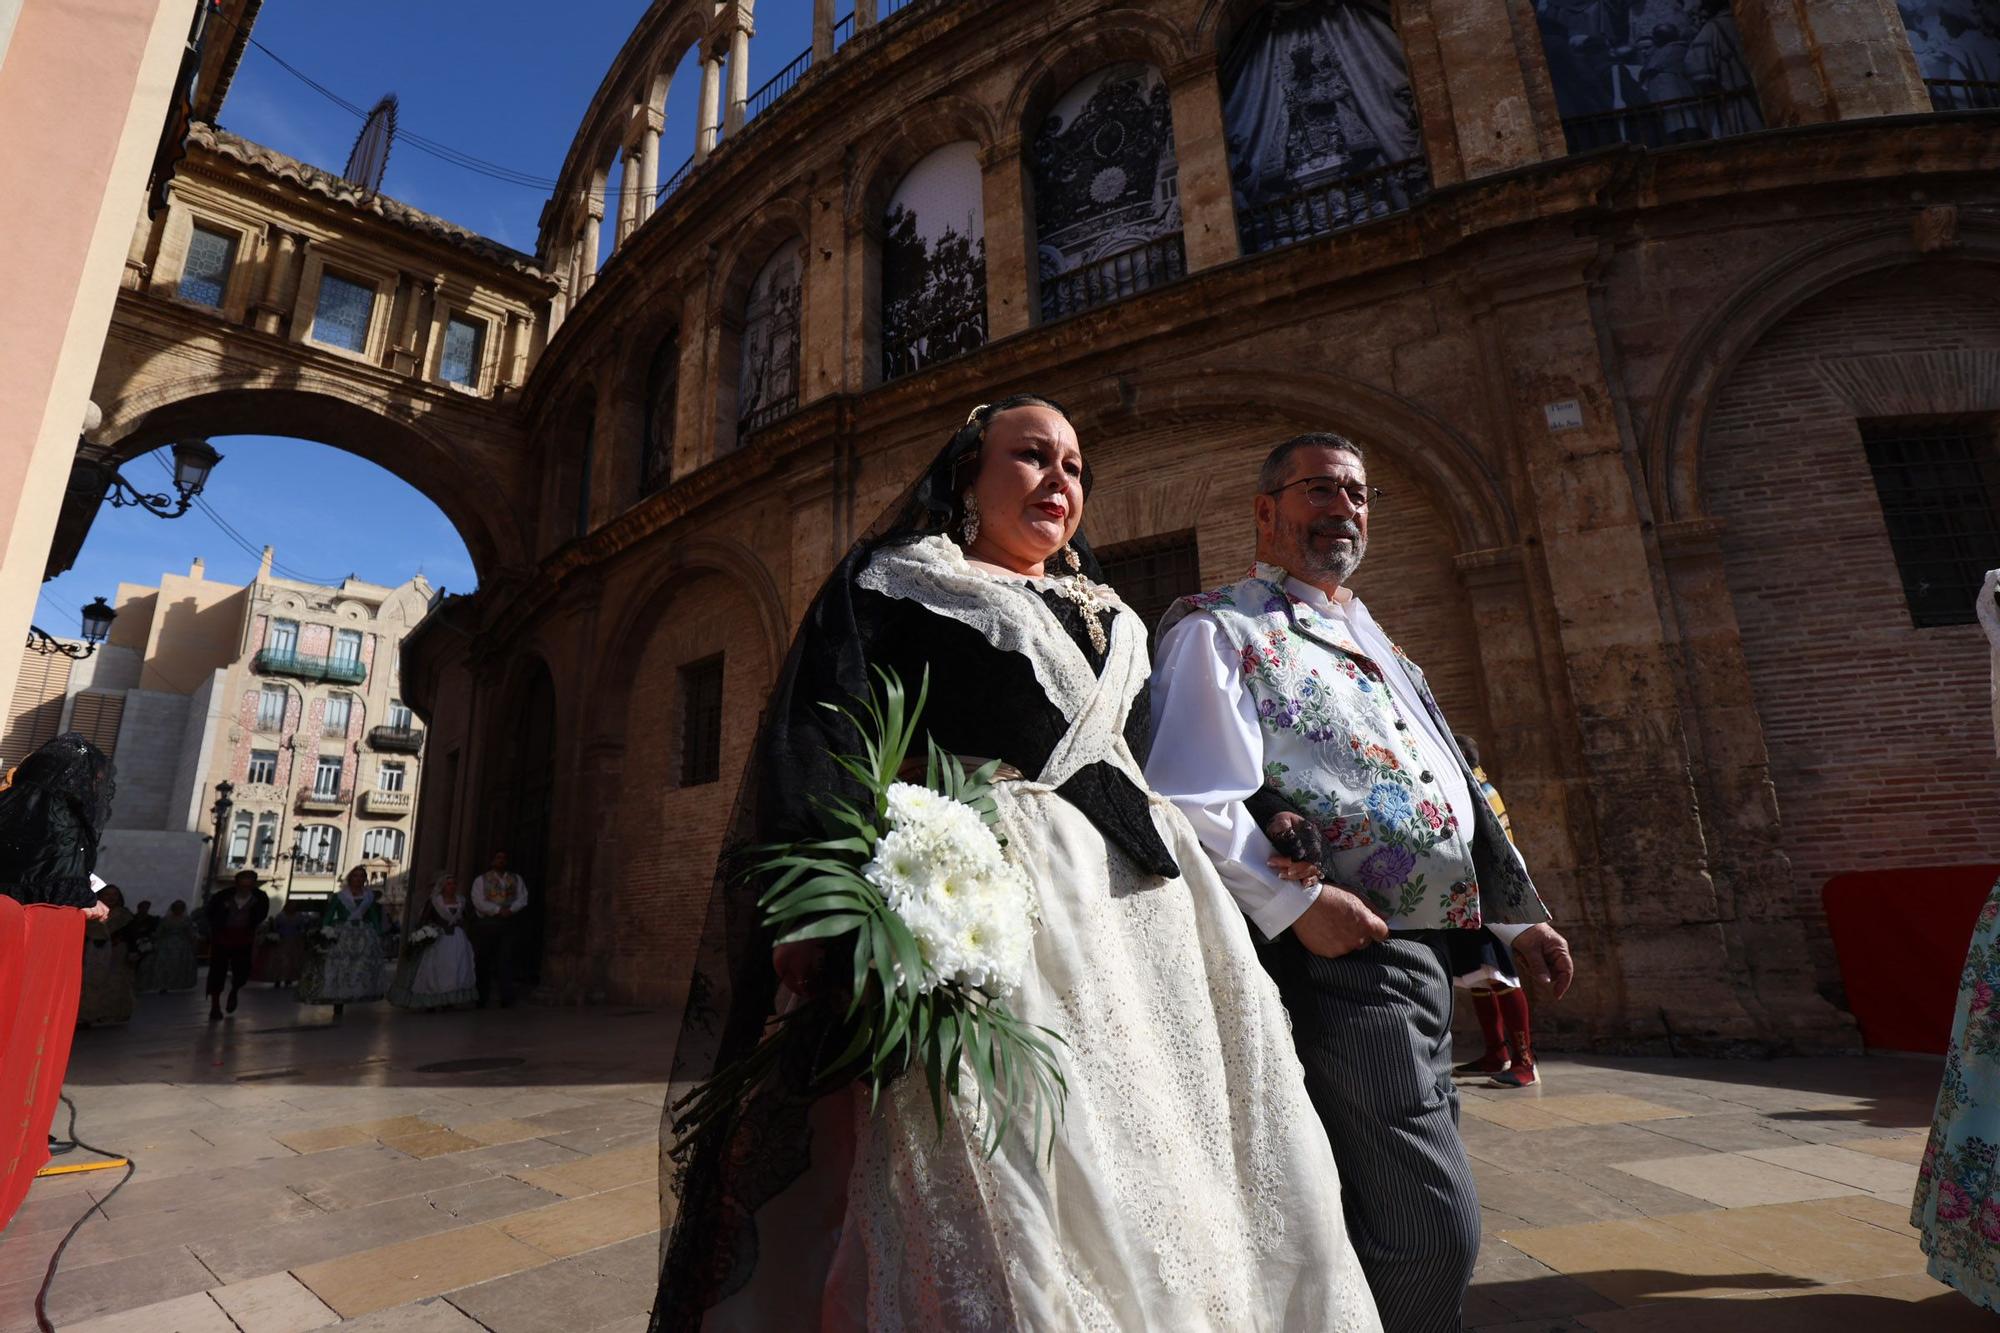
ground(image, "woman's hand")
xmin=83 ymin=901 xmax=110 ymax=921
xmin=773 ymin=939 xmax=831 ymax=999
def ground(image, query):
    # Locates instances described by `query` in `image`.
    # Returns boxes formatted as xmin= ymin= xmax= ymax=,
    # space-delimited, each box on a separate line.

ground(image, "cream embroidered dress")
xmin=696 ymin=536 xmax=1379 ymax=1332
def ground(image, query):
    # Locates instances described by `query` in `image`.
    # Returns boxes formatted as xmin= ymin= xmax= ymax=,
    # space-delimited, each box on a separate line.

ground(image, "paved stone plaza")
xmin=0 ymin=991 xmax=1986 ymax=1331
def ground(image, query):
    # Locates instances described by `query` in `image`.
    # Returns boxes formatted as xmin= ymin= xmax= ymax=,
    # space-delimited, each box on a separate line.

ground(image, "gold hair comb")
xmin=964 ymin=403 xmax=989 ymax=428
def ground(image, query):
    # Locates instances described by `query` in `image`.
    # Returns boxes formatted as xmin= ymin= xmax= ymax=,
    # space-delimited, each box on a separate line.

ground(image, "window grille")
xmin=1861 ymin=418 xmax=2000 ymax=628
xmin=680 ymin=655 xmax=725 ymax=786
xmin=180 ymin=224 xmax=236 ymax=308
xmin=1095 ymin=531 xmax=1202 ymax=647
xmin=311 ymin=272 xmax=375 ymax=353
xmin=440 ymin=314 xmax=485 ymax=388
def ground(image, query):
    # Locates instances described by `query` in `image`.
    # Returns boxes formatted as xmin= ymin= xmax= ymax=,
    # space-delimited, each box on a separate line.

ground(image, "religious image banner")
xmin=1219 ymin=0 xmax=1429 ymax=255
xmin=882 ymin=142 xmax=987 ymax=383
xmin=1898 ymin=1 xmax=2000 ymax=109
xmin=1031 ymin=63 xmax=1184 ymax=321
xmin=739 ymin=239 xmax=802 ymax=438
xmin=1535 ymin=0 xmax=1764 ymax=151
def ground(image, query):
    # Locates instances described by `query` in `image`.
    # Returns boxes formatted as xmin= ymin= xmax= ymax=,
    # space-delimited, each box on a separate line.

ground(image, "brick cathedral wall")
xmin=1704 ymin=263 xmax=2000 ymax=940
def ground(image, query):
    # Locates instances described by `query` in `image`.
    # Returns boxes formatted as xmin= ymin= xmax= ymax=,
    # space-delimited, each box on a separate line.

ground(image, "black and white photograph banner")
xmin=1220 ymin=0 xmax=1428 ymax=254
xmin=1535 ymin=0 xmax=1764 ymax=150
xmin=1899 ymin=1 xmax=2000 ymax=108
xmin=1031 ymin=63 xmax=1183 ymax=321
xmin=881 ymin=142 xmax=987 ymax=382
xmin=738 ymin=239 xmax=801 ymax=438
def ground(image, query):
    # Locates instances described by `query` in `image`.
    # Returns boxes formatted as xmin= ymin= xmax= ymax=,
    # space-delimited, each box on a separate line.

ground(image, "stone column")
xmin=812 ymin=0 xmax=835 ymax=59
xmin=696 ymin=52 xmax=723 ymax=160
xmin=578 ymin=194 xmax=605 ymax=296
xmin=725 ymin=25 xmax=752 ymax=135
xmin=122 ymin=212 xmax=157 ymax=293
xmin=854 ymin=0 xmax=877 ymax=32
xmin=504 ymin=311 xmax=532 ymax=388
xmin=980 ymin=137 xmax=1033 ymax=340
xmin=1164 ymin=53 xmax=1239 ymax=273
xmin=1458 ymin=250 xmax=1842 ymax=1050
xmin=251 ymin=226 xmax=300 ymax=335
xmin=285 ymin=240 xmax=319 ymax=337
xmin=637 ymin=111 xmax=662 ymax=222
xmin=803 ymin=173 xmax=845 ymax=404
xmin=672 ymin=280 xmax=711 ymax=478
xmin=1395 ymin=0 xmax=1556 ymax=181
xmin=388 ymin=271 xmax=426 ymax=375
xmin=616 ymin=143 xmax=641 ymax=248
xmin=1733 ymin=0 xmax=1929 ymax=125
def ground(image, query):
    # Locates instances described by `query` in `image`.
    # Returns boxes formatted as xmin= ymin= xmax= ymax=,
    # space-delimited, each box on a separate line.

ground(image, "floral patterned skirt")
xmin=297 ymin=922 xmax=386 ymax=1004
xmin=1914 ymin=876 xmax=2000 ymax=1310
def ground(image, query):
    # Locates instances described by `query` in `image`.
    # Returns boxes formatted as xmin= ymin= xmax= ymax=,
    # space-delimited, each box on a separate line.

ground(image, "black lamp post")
xmin=204 ymin=780 xmax=235 ymax=896
xmin=86 ymin=439 xmax=223 ymax=519
xmin=26 ymin=596 xmax=116 ymax=659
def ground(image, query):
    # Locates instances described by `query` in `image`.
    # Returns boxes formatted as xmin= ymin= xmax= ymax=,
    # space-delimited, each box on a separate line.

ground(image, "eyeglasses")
xmin=1264 ymin=476 xmax=1382 ymax=510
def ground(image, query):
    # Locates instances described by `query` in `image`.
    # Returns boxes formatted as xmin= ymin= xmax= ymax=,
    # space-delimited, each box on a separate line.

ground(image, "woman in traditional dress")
xmin=0 ymin=733 xmax=114 ymax=916
xmin=76 ymin=884 xmax=136 ymax=1026
xmin=389 ymin=873 xmax=478 ymax=1011
xmin=652 ymin=396 xmax=1379 ymax=1332
xmin=256 ymin=899 xmax=308 ymax=988
xmin=1913 ymin=567 xmax=2000 ymax=1311
xmin=137 ymin=900 xmax=199 ymax=992
xmin=297 ymin=866 xmax=387 ymax=1014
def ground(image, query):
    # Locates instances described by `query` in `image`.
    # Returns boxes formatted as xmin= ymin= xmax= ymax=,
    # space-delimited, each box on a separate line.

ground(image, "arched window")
xmin=1898 ymin=2 xmax=2000 ymax=109
xmin=1031 ymin=64 xmax=1183 ymax=321
xmin=362 ymin=827 xmax=407 ymax=862
xmin=1220 ymin=1 xmax=1429 ymax=255
xmin=882 ymin=142 xmax=988 ymax=382
xmin=737 ymin=240 xmax=803 ymax=441
xmin=294 ymin=824 xmax=341 ymax=876
xmin=642 ymin=328 xmax=678 ymax=496
xmin=1538 ymin=0 xmax=1764 ymax=149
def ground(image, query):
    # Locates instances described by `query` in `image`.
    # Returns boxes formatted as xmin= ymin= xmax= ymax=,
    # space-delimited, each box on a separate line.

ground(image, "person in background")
xmin=76 ymin=883 xmax=136 ymax=1026
xmin=203 ymin=869 xmax=270 ymax=1021
xmin=389 ymin=873 xmax=478 ymax=1011
xmin=254 ymin=898 xmax=308 ymax=988
xmin=1447 ymin=733 xmax=1539 ymax=1087
xmin=468 ymin=850 xmax=528 ymax=1008
xmin=0 ymin=733 xmax=114 ymax=921
xmin=1913 ymin=569 xmax=2000 ymax=1311
xmin=138 ymin=900 xmax=199 ymax=992
xmin=297 ymin=866 xmax=387 ymax=1016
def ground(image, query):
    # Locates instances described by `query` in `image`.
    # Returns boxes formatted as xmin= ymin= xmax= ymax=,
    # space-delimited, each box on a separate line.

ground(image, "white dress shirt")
xmin=1149 ymin=575 xmax=1530 ymax=947
xmin=469 ymin=871 xmax=527 ymax=917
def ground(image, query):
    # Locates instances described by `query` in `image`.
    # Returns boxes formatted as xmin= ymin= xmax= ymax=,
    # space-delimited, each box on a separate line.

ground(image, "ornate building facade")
xmin=62 ymin=0 xmax=2000 ymax=1049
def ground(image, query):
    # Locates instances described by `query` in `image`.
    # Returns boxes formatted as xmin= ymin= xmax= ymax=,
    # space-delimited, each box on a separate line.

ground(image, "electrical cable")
xmin=144 ymin=453 xmax=347 ymax=586
xmin=33 ymin=1094 xmax=136 ymax=1333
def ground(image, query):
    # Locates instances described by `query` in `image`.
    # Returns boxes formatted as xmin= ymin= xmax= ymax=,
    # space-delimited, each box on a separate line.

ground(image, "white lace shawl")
xmin=855 ymin=536 xmax=1148 ymax=790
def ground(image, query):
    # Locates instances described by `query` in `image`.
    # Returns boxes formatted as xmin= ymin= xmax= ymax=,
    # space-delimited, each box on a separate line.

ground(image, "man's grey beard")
xmin=1286 ymin=517 xmax=1366 ymax=580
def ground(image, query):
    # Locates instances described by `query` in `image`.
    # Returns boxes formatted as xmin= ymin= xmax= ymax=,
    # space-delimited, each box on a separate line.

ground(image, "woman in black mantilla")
xmin=652 ymin=397 xmax=1378 ymax=1332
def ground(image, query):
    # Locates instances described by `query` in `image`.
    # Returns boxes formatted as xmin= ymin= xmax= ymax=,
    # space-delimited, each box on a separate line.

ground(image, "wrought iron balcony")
xmin=368 ymin=724 xmax=425 ymax=752
xmin=1238 ymin=158 xmax=1431 ymax=258
xmin=254 ymin=648 xmax=366 ymax=685
xmin=1040 ymin=232 xmax=1188 ymax=323
xmin=1928 ymin=79 xmax=2000 ymax=112
xmin=1559 ymin=91 xmax=1764 ymax=154
xmin=361 ymin=789 xmax=412 ymax=817
xmin=296 ymin=787 xmax=352 ymax=814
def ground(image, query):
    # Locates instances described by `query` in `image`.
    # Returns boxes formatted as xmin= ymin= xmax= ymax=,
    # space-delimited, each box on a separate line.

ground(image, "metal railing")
xmin=1927 ymin=79 xmax=2000 ymax=112
xmin=738 ymin=393 xmax=799 ymax=441
xmin=833 ymin=12 xmax=855 ymax=47
xmin=747 ymin=48 xmax=811 ymax=122
xmin=1040 ymin=233 xmax=1188 ymax=323
xmin=296 ymin=787 xmax=352 ymax=812
xmin=368 ymin=724 xmax=424 ymax=752
xmin=252 ymin=648 xmax=366 ymax=685
xmin=1238 ymin=158 xmax=1431 ymax=257
xmin=1559 ymin=90 xmax=1763 ymax=153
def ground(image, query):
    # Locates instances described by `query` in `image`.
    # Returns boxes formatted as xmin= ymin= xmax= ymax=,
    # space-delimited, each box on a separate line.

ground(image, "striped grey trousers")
xmin=1264 ymin=932 xmax=1481 ymax=1333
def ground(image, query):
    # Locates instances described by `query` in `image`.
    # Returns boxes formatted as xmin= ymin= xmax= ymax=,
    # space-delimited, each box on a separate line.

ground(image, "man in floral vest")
xmin=1147 ymin=432 xmax=1575 ymax=1333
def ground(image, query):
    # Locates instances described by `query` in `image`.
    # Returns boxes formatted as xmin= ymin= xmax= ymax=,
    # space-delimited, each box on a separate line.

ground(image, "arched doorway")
xmin=486 ymin=659 xmax=557 ymax=991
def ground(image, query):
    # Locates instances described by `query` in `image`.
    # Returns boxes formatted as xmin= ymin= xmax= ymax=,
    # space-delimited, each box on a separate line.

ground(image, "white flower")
xmin=862 ymin=787 xmax=1037 ymax=997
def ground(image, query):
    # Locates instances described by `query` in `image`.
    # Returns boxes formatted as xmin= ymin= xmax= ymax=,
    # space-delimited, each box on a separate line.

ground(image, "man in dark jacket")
xmin=205 ymin=870 xmax=270 ymax=1020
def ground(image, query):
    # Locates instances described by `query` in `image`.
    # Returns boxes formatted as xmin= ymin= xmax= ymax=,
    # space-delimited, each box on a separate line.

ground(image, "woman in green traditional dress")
xmin=297 ymin=866 xmax=387 ymax=1014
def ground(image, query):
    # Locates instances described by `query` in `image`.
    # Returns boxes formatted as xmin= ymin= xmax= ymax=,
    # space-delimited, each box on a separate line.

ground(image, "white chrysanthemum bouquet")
xmin=672 ymin=667 xmax=1065 ymax=1159
xmin=402 ymin=923 xmax=442 ymax=958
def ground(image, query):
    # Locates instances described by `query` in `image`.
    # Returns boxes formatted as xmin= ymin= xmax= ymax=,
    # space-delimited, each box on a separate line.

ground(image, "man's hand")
xmin=1511 ymin=922 xmax=1575 ymax=999
xmin=1289 ymin=886 xmax=1389 ymax=960
xmin=83 ymin=901 xmax=110 ymax=922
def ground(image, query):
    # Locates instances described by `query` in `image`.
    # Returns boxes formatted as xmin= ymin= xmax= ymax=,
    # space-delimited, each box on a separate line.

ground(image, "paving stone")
xmin=422 ymin=1175 xmax=563 ymax=1224
xmin=510 ymin=1144 xmax=657 ymax=1199
xmin=1651 ymin=1197 xmax=1927 ymax=1284
xmin=1605 ymin=1153 xmax=1861 ymax=1209
xmin=207 ymin=1271 xmax=341 ymax=1332
xmin=1473 ymin=1168 xmax=1713 ymax=1230
xmin=1532 ymin=1094 xmax=1694 ymax=1127
xmin=0 ymin=1244 xmax=217 ymax=1329
xmin=0 ymin=1182 xmax=321 ymax=1283
xmin=445 ymin=1136 xmax=586 ymax=1174
xmin=296 ymin=1154 xmax=491 ymax=1212
xmin=277 ymin=1124 xmax=377 ymax=1153
xmin=61 ymin=1291 xmax=234 ymax=1333
xmin=1631 ymin=1112 xmax=1826 ymax=1154
xmin=294 ymin=1223 xmax=550 ymax=1318
xmin=1461 ymin=1097 xmax=1578 ymax=1132
xmin=1497 ymin=1216 xmax=1812 ymax=1304
xmin=1839 ymin=1133 xmax=1928 ymax=1164
xmin=444 ymin=1238 xmax=656 ymax=1332
xmin=94 ymin=1142 xmax=412 ymax=1219
xmin=442 ymin=1117 xmax=545 ymax=1145
xmin=382 ymin=1127 xmax=484 ymax=1159
xmin=499 ymin=1182 xmax=657 ymax=1259
xmin=1739 ymin=1143 xmax=1921 ymax=1199
xmin=188 ymin=1194 xmax=470 ymax=1284
xmin=330 ymin=1296 xmax=490 ymax=1331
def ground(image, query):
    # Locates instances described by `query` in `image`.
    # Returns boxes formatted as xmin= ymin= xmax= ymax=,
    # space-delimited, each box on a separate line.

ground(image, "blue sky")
xmin=41 ymin=1 xmax=816 ymax=634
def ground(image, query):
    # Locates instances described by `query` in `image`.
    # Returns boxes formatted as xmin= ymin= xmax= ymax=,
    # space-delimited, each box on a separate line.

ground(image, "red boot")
xmin=1488 ymin=986 xmax=1538 ymax=1088
xmin=1454 ymin=988 xmax=1510 ymax=1076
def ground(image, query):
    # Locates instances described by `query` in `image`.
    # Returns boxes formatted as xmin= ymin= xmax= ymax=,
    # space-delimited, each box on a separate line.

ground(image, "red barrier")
xmin=0 ymin=899 xmax=85 ymax=1232
xmin=1823 ymin=865 xmax=2000 ymax=1054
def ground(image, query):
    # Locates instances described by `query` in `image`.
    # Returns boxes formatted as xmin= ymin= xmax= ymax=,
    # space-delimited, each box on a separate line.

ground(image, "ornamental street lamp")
xmin=204 ymin=780 xmax=235 ymax=894
xmin=25 ymin=596 xmax=116 ymax=659
xmin=87 ymin=438 xmax=223 ymax=519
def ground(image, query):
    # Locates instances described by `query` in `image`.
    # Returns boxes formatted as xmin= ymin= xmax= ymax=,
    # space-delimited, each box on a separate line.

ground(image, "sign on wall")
xmin=882 ymin=142 xmax=988 ymax=382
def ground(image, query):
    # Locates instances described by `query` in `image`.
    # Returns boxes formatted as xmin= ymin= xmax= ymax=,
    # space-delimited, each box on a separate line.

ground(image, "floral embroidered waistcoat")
xmin=1162 ymin=565 xmax=1549 ymax=932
